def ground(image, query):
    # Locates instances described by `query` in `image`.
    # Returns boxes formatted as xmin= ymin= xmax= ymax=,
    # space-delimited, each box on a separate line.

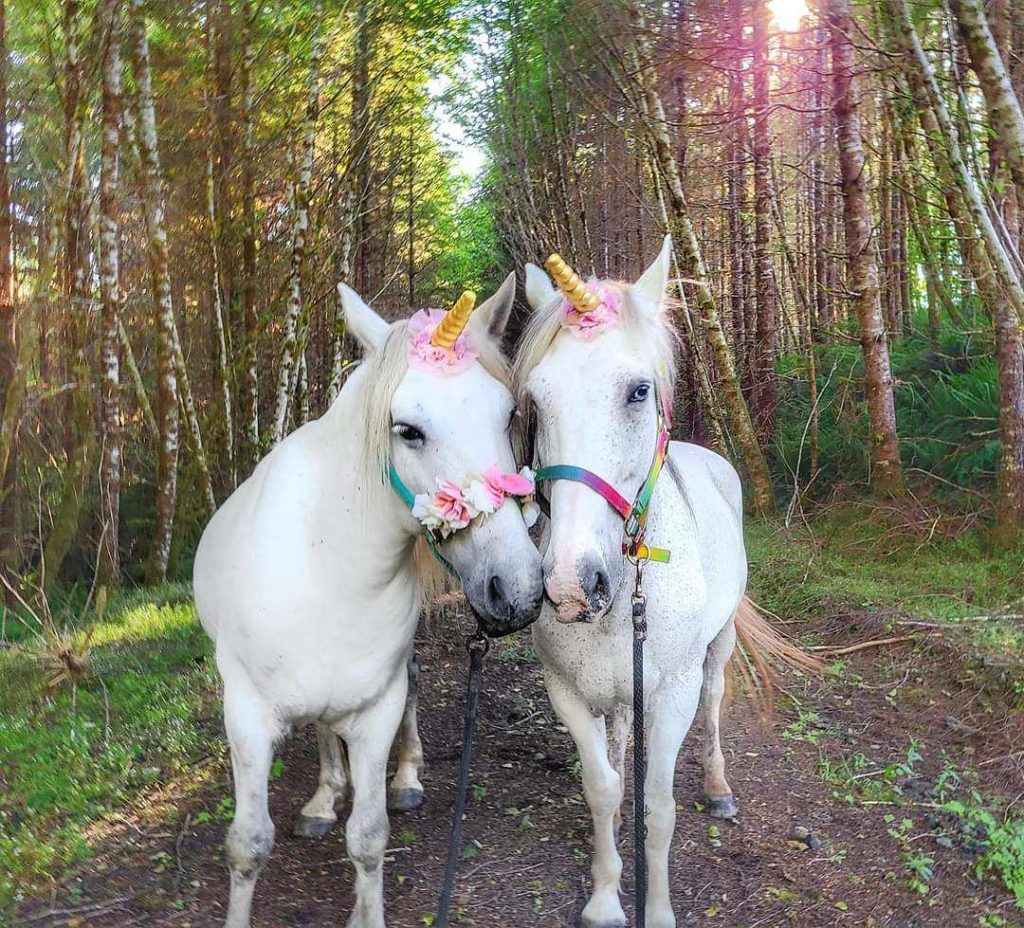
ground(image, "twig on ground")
xmin=808 ymin=635 xmax=918 ymax=655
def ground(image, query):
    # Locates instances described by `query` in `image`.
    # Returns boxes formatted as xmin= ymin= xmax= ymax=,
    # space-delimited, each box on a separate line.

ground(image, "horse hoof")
xmin=292 ymin=814 xmax=336 ymax=838
xmin=388 ymin=788 xmax=424 ymax=812
xmin=581 ymin=895 xmax=627 ymax=928
xmin=706 ymin=795 xmax=738 ymax=819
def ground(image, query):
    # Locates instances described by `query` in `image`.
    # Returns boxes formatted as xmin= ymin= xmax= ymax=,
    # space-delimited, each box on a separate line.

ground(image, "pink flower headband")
xmin=559 ymin=283 xmax=622 ymax=339
xmin=407 ymin=290 xmax=479 ymax=375
xmin=411 ymin=466 xmax=539 ymax=538
xmin=545 ymin=254 xmax=622 ymax=339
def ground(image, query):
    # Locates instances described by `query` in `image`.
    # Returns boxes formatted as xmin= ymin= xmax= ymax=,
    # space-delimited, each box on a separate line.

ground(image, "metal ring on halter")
xmin=466 ymin=630 xmax=490 ymax=657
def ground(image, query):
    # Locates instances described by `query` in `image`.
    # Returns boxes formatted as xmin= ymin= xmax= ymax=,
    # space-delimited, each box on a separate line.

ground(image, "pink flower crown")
xmin=561 ymin=283 xmax=623 ymax=340
xmin=407 ymin=308 xmax=478 ymax=375
xmin=411 ymin=466 xmax=539 ymax=539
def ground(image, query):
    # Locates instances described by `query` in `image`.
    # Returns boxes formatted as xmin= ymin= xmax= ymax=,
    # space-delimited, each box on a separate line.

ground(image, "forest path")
xmin=16 ymin=607 xmax=1022 ymax=928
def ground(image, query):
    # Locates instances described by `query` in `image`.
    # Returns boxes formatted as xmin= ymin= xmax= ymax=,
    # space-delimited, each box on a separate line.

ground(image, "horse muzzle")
xmin=472 ymin=567 xmax=544 ymax=638
xmin=543 ymin=551 xmax=614 ymax=623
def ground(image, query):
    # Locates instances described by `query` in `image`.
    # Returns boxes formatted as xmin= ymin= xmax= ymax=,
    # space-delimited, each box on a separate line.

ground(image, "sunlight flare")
xmin=769 ymin=0 xmax=809 ymax=31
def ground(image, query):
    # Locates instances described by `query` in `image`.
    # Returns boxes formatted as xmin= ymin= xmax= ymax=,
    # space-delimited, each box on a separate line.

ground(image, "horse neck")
xmin=318 ymin=369 xmax=422 ymax=597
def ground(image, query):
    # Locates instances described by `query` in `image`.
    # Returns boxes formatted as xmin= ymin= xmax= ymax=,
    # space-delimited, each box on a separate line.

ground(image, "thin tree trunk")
xmin=47 ymin=0 xmax=95 ymax=589
xmin=272 ymin=20 xmax=320 ymax=444
xmin=329 ymin=0 xmax=373 ymax=402
xmin=830 ymin=0 xmax=905 ymax=496
xmin=239 ymin=0 xmax=259 ymax=465
xmin=0 ymin=0 xmax=14 ymax=575
xmin=98 ymin=0 xmax=122 ymax=585
xmin=118 ymin=319 xmax=156 ymax=437
xmin=628 ymin=0 xmax=775 ymax=515
xmin=130 ymin=0 xmax=179 ymax=583
xmin=751 ymin=0 xmax=777 ymax=441
xmin=205 ymin=1 xmax=233 ymax=487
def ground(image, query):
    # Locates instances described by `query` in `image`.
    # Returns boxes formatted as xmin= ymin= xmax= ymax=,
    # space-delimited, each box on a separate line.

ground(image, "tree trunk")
xmin=830 ymin=0 xmax=905 ymax=496
xmin=751 ymin=0 xmax=777 ymax=441
xmin=271 ymin=20 xmax=320 ymax=444
xmin=890 ymin=0 xmax=1024 ymax=537
xmin=239 ymin=0 xmax=259 ymax=466
xmin=0 ymin=0 xmax=14 ymax=575
xmin=130 ymin=0 xmax=179 ymax=584
xmin=951 ymin=0 xmax=1024 ymax=201
xmin=329 ymin=0 xmax=373 ymax=402
xmin=98 ymin=0 xmax=122 ymax=585
xmin=205 ymin=0 xmax=234 ymax=487
xmin=628 ymin=0 xmax=775 ymax=515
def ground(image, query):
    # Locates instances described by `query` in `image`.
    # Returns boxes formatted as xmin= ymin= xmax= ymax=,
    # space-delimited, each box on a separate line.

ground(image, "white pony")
xmin=518 ymin=239 xmax=807 ymax=928
xmin=194 ymin=277 xmax=544 ymax=928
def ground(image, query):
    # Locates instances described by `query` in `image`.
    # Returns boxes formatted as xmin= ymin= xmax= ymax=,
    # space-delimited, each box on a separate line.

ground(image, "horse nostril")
xmin=488 ymin=575 xmax=507 ymax=609
xmin=581 ymin=558 xmax=611 ymax=605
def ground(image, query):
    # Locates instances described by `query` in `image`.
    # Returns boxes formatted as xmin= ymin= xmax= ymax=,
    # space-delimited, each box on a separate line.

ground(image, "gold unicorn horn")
xmin=430 ymin=290 xmax=477 ymax=349
xmin=545 ymin=254 xmax=600 ymax=312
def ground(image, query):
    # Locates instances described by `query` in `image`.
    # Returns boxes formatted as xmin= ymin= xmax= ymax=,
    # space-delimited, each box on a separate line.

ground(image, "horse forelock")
xmin=354 ymin=315 xmax=516 ymax=493
xmin=513 ymin=280 xmax=679 ymax=408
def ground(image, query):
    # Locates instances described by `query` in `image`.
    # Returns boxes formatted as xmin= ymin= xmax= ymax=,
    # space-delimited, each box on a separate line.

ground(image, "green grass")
xmin=0 ymin=585 xmax=218 ymax=910
xmin=746 ymin=505 xmax=1024 ymax=682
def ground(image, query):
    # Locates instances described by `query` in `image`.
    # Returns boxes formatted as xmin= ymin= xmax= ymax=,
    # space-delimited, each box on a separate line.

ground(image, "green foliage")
xmin=0 ymin=588 xmax=215 ymax=909
xmin=942 ymin=797 xmax=1024 ymax=908
xmin=775 ymin=327 xmax=1001 ymax=492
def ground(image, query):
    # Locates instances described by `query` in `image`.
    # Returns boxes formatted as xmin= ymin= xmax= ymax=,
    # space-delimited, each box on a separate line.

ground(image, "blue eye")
xmin=628 ymin=383 xmax=651 ymax=404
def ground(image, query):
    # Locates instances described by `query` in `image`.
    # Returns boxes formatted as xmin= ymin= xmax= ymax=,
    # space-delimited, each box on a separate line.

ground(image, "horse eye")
xmin=628 ymin=383 xmax=651 ymax=404
xmin=392 ymin=423 xmax=425 ymax=445
xmin=507 ymin=408 xmax=517 ymax=433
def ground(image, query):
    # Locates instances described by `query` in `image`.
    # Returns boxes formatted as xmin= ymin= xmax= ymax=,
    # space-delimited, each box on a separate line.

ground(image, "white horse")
xmin=194 ymin=277 xmax=544 ymax=928
xmin=517 ymin=239 xmax=809 ymax=927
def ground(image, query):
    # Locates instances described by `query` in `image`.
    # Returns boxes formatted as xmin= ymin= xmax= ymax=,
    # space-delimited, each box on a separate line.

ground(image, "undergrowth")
xmin=0 ymin=585 xmax=217 ymax=911
xmin=775 ymin=327 xmax=1002 ymax=495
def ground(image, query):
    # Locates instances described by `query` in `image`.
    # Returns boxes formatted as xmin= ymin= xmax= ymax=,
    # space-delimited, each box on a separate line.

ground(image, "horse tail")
xmin=728 ymin=595 xmax=821 ymax=717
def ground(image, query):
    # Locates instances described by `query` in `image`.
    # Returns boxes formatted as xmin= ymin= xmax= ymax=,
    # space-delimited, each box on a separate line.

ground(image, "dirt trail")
xmin=15 ymin=612 xmax=1023 ymax=928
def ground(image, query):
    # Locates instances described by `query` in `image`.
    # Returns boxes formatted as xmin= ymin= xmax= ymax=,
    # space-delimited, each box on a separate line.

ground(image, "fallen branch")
xmin=808 ymin=634 xmax=919 ymax=655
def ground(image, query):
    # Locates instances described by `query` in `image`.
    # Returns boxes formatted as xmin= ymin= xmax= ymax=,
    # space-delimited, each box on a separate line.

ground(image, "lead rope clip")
xmin=631 ymin=561 xmax=647 ymax=642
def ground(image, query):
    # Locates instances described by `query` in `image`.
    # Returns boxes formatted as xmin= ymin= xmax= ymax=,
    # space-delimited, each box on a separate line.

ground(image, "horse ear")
xmin=633 ymin=235 xmax=673 ymax=312
xmin=470 ymin=272 xmax=516 ymax=344
xmin=338 ymin=283 xmax=389 ymax=352
xmin=524 ymin=262 xmax=557 ymax=311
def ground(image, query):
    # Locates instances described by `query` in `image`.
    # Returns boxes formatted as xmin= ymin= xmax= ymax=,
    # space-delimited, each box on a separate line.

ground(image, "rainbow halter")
xmin=534 ymin=400 xmax=672 ymax=564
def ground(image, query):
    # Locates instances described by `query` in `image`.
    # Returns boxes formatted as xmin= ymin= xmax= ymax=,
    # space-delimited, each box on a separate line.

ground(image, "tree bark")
xmin=329 ymin=0 xmax=373 ymax=402
xmin=751 ymin=0 xmax=777 ymax=441
xmin=829 ymin=0 xmax=905 ymax=496
xmin=205 ymin=0 xmax=234 ymax=487
xmin=272 ymin=22 xmax=320 ymax=444
xmin=950 ymin=0 xmax=1024 ymax=201
xmin=129 ymin=0 xmax=179 ymax=583
xmin=98 ymin=0 xmax=122 ymax=585
xmin=239 ymin=0 xmax=258 ymax=463
xmin=0 ymin=0 xmax=14 ymax=574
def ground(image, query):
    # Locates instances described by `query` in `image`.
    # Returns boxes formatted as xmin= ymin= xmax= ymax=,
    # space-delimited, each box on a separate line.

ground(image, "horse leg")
xmin=343 ymin=681 xmax=407 ymax=928
xmin=699 ymin=618 xmax=738 ymax=819
xmin=388 ymin=654 xmax=425 ymax=812
xmin=294 ymin=723 xmax=349 ymax=837
xmin=222 ymin=676 xmax=280 ymax=928
xmin=644 ymin=671 xmax=702 ymax=928
xmin=606 ymin=705 xmax=631 ymax=836
xmin=545 ymin=671 xmax=626 ymax=928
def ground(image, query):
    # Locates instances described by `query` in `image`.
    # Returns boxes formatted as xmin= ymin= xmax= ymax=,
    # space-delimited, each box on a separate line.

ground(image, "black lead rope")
xmin=631 ymin=561 xmax=648 ymax=928
xmin=436 ymin=625 xmax=489 ymax=928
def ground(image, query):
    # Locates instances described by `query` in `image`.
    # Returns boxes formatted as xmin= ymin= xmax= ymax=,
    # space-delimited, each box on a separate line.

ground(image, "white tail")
xmin=728 ymin=594 xmax=822 ymax=715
